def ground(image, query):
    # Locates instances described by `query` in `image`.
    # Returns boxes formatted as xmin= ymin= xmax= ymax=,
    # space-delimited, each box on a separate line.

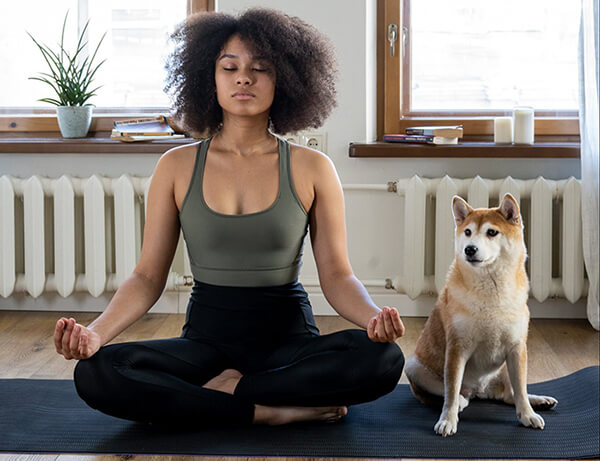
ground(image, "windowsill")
xmin=349 ymin=140 xmax=580 ymax=158
xmin=0 ymin=133 xmax=581 ymax=158
xmin=0 ymin=132 xmax=197 ymax=154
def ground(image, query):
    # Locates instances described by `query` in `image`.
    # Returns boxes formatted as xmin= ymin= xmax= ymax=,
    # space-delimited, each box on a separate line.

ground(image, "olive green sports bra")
xmin=178 ymin=135 xmax=310 ymax=287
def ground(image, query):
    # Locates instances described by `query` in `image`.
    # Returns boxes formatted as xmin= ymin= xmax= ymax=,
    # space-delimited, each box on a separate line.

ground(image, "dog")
xmin=404 ymin=193 xmax=557 ymax=436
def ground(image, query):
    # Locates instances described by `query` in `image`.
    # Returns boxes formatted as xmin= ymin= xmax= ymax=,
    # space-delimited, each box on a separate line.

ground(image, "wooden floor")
xmin=0 ymin=311 xmax=598 ymax=461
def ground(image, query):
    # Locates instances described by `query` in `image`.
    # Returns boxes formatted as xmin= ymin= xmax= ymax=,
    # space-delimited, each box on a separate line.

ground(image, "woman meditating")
xmin=53 ymin=7 xmax=405 ymax=427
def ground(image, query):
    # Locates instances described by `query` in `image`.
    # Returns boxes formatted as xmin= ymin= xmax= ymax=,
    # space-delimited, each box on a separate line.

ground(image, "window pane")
xmin=410 ymin=0 xmax=580 ymax=112
xmin=0 ymin=0 xmax=186 ymax=111
xmin=1 ymin=1 xmax=79 ymax=110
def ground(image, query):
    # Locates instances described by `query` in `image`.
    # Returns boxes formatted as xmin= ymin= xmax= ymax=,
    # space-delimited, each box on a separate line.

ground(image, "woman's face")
xmin=215 ymin=35 xmax=276 ymax=120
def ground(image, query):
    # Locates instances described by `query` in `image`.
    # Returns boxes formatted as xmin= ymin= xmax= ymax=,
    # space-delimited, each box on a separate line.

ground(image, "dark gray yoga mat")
xmin=0 ymin=366 xmax=598 ymax=458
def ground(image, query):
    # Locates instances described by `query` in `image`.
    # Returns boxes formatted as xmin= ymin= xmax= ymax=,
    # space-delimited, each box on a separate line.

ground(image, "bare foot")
xmin=254 ymin=404 xmax=348 ymax=425
xmin=203 ymin=369 xmax=348 ymax=425
xmin=202 ymin=369 xmax=243 ymax=395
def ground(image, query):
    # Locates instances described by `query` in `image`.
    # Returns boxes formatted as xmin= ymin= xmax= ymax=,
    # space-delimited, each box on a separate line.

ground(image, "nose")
xmin=464 ymin=245 xmax=478 ymax=257
xmin=236 ymin=73 xmax=251 ymax=86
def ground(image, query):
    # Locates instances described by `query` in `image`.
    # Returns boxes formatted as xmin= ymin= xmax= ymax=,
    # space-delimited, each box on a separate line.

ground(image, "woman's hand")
xmin=54 ymin=317 xmax=101 ymax=360
xmin=367 ymin=306 xmax=405 ymax=343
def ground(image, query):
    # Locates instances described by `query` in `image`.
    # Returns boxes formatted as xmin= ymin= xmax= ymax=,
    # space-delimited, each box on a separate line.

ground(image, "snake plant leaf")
xmin=27 ymin=10 xmax=106 ymax=106
xmin=37 ymin=98 xmax=63 ymax=106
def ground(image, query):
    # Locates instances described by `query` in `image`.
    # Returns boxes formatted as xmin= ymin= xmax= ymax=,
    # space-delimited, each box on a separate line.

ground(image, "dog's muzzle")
xmin=464 ymin=245 xmax=482 ymax=264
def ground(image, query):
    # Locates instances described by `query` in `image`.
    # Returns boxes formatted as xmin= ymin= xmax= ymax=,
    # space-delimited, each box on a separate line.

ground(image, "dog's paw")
xmin=518 ymin=410 xmax=545 ymax=430
xmin=434 ymin=415 xmax=458 ymax=437
xmin=528 ymin=394 xmax=558 ymax=410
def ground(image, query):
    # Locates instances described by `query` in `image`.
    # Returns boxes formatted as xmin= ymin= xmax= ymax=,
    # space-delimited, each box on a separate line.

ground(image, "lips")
xmin=232 ymin=92 xmax=255 ymax=99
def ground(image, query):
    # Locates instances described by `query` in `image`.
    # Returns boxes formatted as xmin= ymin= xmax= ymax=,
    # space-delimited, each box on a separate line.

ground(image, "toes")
xmin=519 ymin=411 xmax=545 ymax=429
xmin=434 ymin=417 xmax=458 ymax=436
xmin=325 ymin=415 xmax=343 ymax=423
xmin=529 ymin=394 xmax=558 ymax=410
xmin=322 ymin=406 xmax=348 ymax=423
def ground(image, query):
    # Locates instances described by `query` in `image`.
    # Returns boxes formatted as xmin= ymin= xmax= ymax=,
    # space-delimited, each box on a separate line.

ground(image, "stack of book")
xmin=110 ymin=115 xmax=186 ymax=142
xmin=383 ymin=125 xmax=463 ymax=145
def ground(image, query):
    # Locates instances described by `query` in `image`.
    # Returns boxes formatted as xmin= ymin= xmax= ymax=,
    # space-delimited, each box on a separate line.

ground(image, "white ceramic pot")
xmin=56 ymin=106 xmax=93 ymax=138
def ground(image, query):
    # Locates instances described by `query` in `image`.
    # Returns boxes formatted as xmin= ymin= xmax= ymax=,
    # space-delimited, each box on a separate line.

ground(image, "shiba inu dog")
xmin=405 ymin=193 xmax=557 ymax=436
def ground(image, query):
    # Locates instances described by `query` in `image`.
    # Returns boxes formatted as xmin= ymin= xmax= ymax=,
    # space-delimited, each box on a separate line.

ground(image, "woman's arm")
xmin=307 ymin=150 xmax=405 ymax=341
xmin=54 ymin=146 xmax=185 ymax=359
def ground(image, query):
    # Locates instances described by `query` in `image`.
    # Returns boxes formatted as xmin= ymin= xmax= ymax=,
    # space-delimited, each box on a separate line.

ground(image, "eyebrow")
xmin=218 ymin=53 xmax=269 ymax=62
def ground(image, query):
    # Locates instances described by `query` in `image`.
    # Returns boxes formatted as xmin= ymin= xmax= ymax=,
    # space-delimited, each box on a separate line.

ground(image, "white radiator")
xmin=0 ymin=174 xmax=587 ymax=304
xmin=0 ymin=173 xmax=191 ymax=299
xmin=345 ymin=175 xmax=587 ymax=303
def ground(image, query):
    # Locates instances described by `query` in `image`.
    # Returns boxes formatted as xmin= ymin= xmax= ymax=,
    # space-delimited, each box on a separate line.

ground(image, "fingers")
xmin=79 ymin=333 xmax=88 ymax=358
xmin=367 ymin=307 xmax=406 ymax=343
xmin=56 ymin=317 xmax=91 ymax=360
xmin=69 ymin=323 xmax=81 ymax=354
xmin=370 ymin=307 xmax=405 ymax=342
xmin=389 ymin=307 xmax=406 ymax=337
xmin=54 ymin=318 xmax=67 ymax=354
xmin=367 ymin=316 xmax=378 ymax=341
xmin=61 ymin=318 xmax=76 ymax=359
xmin=380 ymin=308 xmax=394 ymax=339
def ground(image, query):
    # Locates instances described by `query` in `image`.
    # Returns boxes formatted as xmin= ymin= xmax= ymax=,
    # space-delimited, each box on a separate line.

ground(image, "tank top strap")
xmin=276 ymin=135 xmax=291 ymax=195
xmin=275 ymin=135 xmax=306 ymax=215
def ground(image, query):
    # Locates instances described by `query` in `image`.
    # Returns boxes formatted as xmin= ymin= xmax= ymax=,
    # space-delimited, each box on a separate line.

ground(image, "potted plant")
xmin=27 ymin=11 xmax=107 ymax=138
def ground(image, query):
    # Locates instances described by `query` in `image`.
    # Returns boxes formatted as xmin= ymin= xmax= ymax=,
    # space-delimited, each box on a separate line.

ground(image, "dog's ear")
xmin=498 ymin=193 xmax=521 ymax=225
xmin=452 ymin=195 xmax=473 ymax=226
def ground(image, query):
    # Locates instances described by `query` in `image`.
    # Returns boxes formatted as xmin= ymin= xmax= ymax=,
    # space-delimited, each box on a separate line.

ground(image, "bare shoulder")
xmin=158 ymin=140 xmax=202 ymax=170
xmin=289 ymin=142 xmax=337 ymax=182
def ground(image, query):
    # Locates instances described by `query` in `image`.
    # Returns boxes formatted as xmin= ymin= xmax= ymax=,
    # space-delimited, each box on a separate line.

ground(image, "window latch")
xmin=388 ymin=24 xmax=398 ymax=57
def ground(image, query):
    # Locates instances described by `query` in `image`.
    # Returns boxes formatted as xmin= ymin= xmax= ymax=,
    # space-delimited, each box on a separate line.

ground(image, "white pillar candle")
xmin=513 ymin=106 xmax=535 ymax=144
xmin=494 ymin=117 xmax=513 ymax=144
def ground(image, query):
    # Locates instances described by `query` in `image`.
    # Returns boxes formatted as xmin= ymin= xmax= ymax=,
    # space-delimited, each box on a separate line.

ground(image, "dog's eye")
xmin=487 ymin=229 xmax=499 ymax=237
xmin=464 ymin=229 xmax=471 ymax=237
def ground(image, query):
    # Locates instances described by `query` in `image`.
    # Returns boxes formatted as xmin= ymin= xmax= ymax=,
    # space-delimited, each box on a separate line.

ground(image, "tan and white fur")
xmin=405 ymin=193 xmax=557 ymax=436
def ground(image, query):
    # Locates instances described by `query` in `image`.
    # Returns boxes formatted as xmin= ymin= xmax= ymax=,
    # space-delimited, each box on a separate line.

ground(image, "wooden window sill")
xmin=349 ymin=141 xmax=580 ymax=158
xmin=0 ymin=132 xmax=197 ymax=154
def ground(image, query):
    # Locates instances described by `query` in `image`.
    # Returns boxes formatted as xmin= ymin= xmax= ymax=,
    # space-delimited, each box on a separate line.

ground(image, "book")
xmin=383 ymin=134 xmax=459 ymax=145
xmin=404 ymin=125 xmax=463 ymax=138
xmin=110 ymin=129 xmax=186 ymax=142
xmin=112 ymin=115 xmax=176 ymax=136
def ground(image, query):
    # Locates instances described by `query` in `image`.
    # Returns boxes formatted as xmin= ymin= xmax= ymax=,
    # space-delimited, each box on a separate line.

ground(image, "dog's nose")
xmin=464 ymin=245 xmax=478 ymax=257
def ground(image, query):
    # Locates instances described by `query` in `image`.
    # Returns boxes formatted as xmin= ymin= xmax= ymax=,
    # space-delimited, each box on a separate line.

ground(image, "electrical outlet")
xmin=284 ymin=134 xmax=300 ymax=144
xmin=300 ymin=132 xmax=327 ymax=153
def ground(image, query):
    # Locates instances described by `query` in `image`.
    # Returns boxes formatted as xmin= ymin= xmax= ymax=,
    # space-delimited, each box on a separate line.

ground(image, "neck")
xmin=216 ymin=112 xmax=273 ymax=157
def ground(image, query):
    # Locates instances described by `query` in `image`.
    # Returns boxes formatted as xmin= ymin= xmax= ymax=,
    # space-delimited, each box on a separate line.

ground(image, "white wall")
xmin=0 ymin=0 xmax=585 ymax=318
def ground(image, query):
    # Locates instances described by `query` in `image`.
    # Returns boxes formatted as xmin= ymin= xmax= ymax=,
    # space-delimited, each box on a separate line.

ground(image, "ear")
xmin=498 ymin=193 xmax=521 ymax=225
xmin=452 ymin=195 xmax=473 ymax=226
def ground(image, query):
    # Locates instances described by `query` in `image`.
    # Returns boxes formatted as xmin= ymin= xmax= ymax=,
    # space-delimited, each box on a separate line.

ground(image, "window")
xmin=1 ymin=0 xmax=213 ymax=132
xmin=378 ymin=0 xmax=580 ymax=138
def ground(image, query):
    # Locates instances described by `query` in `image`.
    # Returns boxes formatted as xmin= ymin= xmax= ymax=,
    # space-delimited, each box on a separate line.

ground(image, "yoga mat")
xmin=0 ymin=366 xmax=598 ymax=458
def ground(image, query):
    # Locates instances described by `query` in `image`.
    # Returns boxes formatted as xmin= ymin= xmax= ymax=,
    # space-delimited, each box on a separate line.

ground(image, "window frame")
xmin=377 ymin=0 xmax=580 ymax=140
xmin=1 ymin=0 xmax=214 ymax=134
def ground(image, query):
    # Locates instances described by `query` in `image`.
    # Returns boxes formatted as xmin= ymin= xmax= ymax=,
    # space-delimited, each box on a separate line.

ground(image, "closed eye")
xmin=223 ymin=67 xmax=267 ymax=73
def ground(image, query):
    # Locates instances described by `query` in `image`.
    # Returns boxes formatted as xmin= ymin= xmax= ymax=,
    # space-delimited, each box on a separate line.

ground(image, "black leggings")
xmin=74 ymin=279 xmax=405 ymax=427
